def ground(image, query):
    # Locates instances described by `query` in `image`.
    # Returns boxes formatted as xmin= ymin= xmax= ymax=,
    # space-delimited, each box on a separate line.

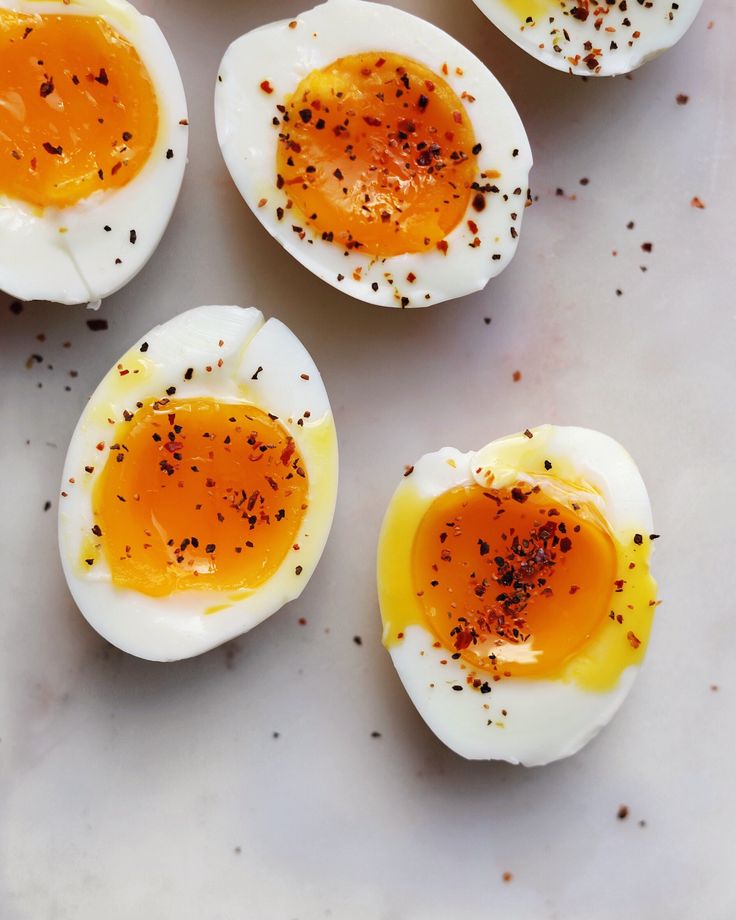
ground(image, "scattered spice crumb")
xmin=617 ymin=805 xmax=629 ymax=820
xmin=641 ymin=242 xmax=653 ymax=253
xmin=87 ymin=319 xmax=108 ymax=332
xmin=691 ymin=197 xmax=706 ymax=209
xmin=9 ymin=301 xmax=23 ymax=315
xmin=43 ymin=501 xmax=51 ymax=511
xmin=502 ymin=872 xmax=513 ymax=883
xmin=484 ymin=317 xmax=491 ymax=325
xmin=579 ymin=177 xmax=589 ymax=186
xmin=512 ymin=370 xmax=522 ymax=382
xmin=710 ymin=684 xmax=720 ymax=692
xmin=676 ymin=93 xmax=689 ymax=105
xmin=353 ymin=636 xmax=362 ymax=646
xmin=370 ymin=731 xmax=381 ymax=738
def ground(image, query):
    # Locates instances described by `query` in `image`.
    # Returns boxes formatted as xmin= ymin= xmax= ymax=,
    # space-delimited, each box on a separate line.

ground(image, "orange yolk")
xmin=276 ymin=52 xmax=479 ymax=258
xmin=93 ymin=398 xmax=308 ymax=598
xmin=0 ymin=11 xmax=158 ymax=209
xmin=411 ymin=484 xmax=618 ymax=679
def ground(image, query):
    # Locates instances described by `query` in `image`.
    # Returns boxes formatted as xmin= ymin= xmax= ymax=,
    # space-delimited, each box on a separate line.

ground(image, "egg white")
xmin=0 ymin=0 xmax=188 ymax=305
xmin=377 ymin=426 xmax=655 ymax=766
xmin=58 ymin=305 xmax=339 ymax=661
xmin=215 ymin=0 xmax=532 ymax=308
xmin=472 ymin=0 xmax=704 ymax=76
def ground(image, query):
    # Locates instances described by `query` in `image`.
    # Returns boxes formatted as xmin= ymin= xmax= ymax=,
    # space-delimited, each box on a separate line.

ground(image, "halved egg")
xmin=377 ymin=426 xmax=658 ymax=766
xmin=58 ymin=305 xmax=338 ymax=661
xmin=0 ymin=0 xmax=188 ymax=305
xmin=215 ymin=0 xmax=532 ymax=308
xmin=472 ymin=0 xmax=704 ymax=76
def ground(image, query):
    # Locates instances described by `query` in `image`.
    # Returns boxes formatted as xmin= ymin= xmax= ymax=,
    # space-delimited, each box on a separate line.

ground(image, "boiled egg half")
xmin=378 ymin=425 xmax=658 ymax=766
xmin=215 ymin=0 xmax=532 ymax=308
xmin=0 ymin=0 xmax=188 ymax=305
xmin=59 ymin=305 xmax=338 ymax=661
xmin=472 ymin=0 xmax=704 ymax=76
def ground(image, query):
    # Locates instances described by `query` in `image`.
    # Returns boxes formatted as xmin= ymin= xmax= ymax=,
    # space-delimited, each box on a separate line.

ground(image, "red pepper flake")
xmin=617 ymin=805 xmax=629 ymax=820
xmin=502 ymin=872 xmax=513 ymax=883
xmin=260 ymin=80 xmax=274 ymax=94
xmin=512 ymin=370 xmax=522 ymax=382
xmin=676 ymin=93 xmax=689 ymax=105
xmin=300 ymin=373 xmax=310 ymax=380
xmin=280 ymin=438 xmax=296 ymax=466
xmin=627 ymin=631 xmax=641 ymax=650
xmin=40 ymin=77 xmax=54 ymax=98
xmin=43 ymin=142 xmax=62 ymax=156
xmin=691 ymin=196 xmax=706 ymax=209
xmin=403 ymin=465 xmax=414 ymax=477
xmin=436 ymin=240 xmax=448 ymax=255
xmin=94 ymin=68 xmax=109 ymax=86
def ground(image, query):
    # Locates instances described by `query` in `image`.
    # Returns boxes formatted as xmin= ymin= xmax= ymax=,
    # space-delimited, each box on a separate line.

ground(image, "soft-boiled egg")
xmin=472 ymin=0 xmax=703 ymax=76
xmin=377 ymin=425 xmax=658 ymax=766
xmin=58 ymin=305 xmax=338 ymax=661
xmin=215 ymin=0 xmax=532 ymax=308
xmin=0 ymin=0 xmax=188 ymax=305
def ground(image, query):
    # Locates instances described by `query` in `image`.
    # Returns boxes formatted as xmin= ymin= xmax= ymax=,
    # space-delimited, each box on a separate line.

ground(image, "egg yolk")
xmin=0 ymin=11 xmax=158 ymax=210
xmin=92 ymin=398 xmax=308 ymax=598
xmin=276 ymin=52 xmax=478 ymax=258
xmin=411 ymin=484 xmax=618 ymax=679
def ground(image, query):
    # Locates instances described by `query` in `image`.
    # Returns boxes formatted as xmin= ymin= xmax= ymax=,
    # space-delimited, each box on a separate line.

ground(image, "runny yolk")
xmin=276 ymin=52 xmax=478 ymax=258
xmin=0 ymin=12 xmax=158 ymax=210
xmin=411 ymin=484 xmax=618 ymax=679
xmin=93 ymin=399 xmax=308 ymax=598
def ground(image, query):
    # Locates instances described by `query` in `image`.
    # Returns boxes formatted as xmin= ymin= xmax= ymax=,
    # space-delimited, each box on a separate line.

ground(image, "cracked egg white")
xmin=472 ymin=0 xmax=704 ymax=76
xmin=0 ymin=0 xmax=188 ymax=305
xmin=58 ymin=305 xmax=339 ymax=661
xmin=215 ymin=0 xmax=532 ymax=308
xmin=377 ymin=425 xmax=658 ymax=766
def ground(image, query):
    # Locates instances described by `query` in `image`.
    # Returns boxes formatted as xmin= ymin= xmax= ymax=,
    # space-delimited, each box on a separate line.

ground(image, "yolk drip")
xmin=0 ymin=12 xmax=158 ymax=209
xmin=411 ymin=484 xmax=618 ymax=679
xmin=276 ymin=52 xmax=478 ymax=258
xmin=93 ymin=398 xmax=308 ymax=597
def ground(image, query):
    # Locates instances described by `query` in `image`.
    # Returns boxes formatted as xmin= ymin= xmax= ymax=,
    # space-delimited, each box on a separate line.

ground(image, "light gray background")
xmin=1 ymin=1 xmax=734 ymax=918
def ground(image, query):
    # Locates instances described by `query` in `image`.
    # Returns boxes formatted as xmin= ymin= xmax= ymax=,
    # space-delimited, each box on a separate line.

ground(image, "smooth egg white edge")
xmin=58 ymin=305 xmax=339 ymax=661
xmin=0 ymin=0 xmax=188 ymax=305
xmin=472 ymin=0 xmax=704 ymax=77
xmin=214 ymin=0 xmax=532 ymax=308
xmin=378 ymin=428 xmax=655 ymax=766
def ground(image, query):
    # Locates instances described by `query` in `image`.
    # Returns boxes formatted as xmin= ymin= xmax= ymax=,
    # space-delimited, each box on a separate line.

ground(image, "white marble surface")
xmin=1 ymin=1 xmax=734 ymax=917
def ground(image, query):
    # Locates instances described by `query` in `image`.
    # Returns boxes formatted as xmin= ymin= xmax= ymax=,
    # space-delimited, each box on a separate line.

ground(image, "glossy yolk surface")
xmin=276 ymin=52 xmax=478 ymax=258
xmin=93 ymin=398 xmax=308 ymax=597
xmin=411 ymin=484 xmax=617 ymax=679
xmin=0 ymin=12 xmax=158 ymax=209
